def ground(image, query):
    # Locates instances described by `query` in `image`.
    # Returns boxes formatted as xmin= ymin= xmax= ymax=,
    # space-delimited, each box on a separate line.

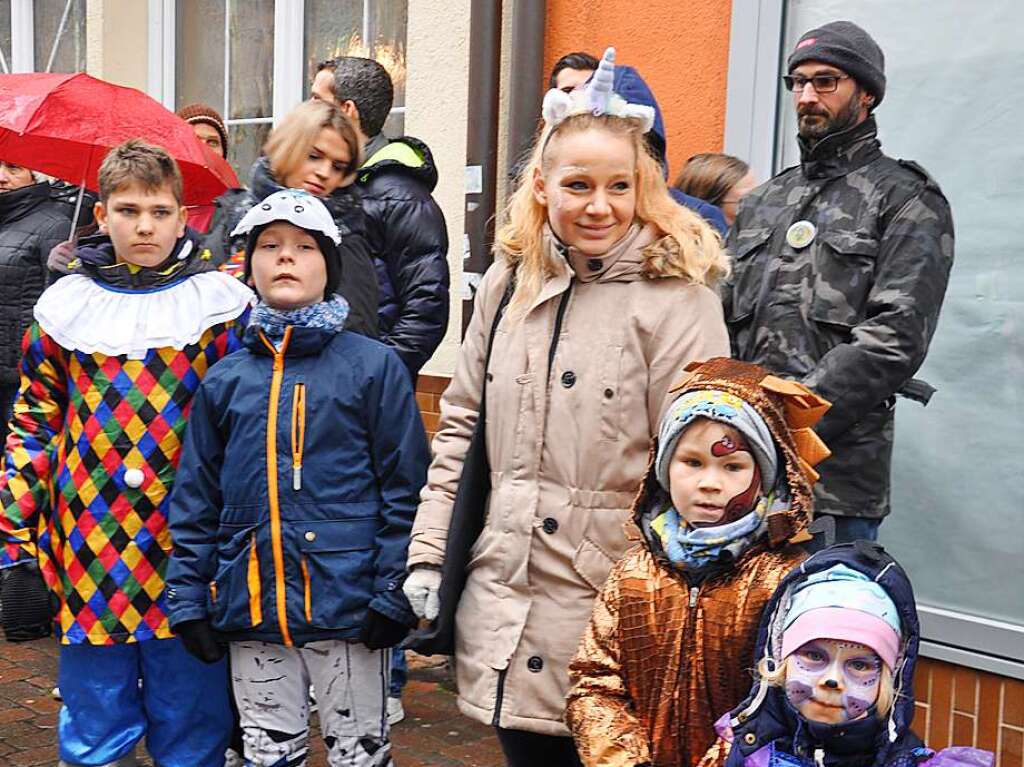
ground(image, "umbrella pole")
xmin=68 ymin=179 xmax=86 ymax=244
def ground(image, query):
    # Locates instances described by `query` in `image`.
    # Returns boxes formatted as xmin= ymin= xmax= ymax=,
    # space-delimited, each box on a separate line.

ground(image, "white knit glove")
xmin=403 ymin=567 xmax=442 ymax=621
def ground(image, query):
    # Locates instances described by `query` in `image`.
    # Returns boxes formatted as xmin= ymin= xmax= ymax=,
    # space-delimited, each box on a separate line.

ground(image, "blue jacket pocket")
xmin=296 ymin=518 xmax=378 ymax=629
xmin=210 ymin=524 xmax=263 ymax=632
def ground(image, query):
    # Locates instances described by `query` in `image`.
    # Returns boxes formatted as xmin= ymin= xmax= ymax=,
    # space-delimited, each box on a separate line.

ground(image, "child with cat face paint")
xmin=566 ymin=357 xmax=833 ymax=767
xmin=698 ymin=546 xmax=995 ymax=767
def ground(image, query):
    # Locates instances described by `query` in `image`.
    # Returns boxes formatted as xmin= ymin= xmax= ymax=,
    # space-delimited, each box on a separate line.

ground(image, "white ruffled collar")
xmin=35 ymin=272 xmax=254 ymax=359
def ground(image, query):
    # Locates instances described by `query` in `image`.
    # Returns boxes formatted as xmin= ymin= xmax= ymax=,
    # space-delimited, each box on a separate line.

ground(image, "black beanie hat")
xmin=787 ymin=21 xmax=886 ymax=107
xmin=243 ymin=223 xmax=343 ymax=300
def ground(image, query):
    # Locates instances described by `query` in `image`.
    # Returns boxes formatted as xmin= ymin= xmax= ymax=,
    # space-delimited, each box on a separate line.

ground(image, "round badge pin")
xmin=786 ymin=220 xmax=817 ymax=249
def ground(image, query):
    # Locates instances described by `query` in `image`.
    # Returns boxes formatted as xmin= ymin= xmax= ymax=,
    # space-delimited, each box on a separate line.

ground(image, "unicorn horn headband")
xmin=541 ymin=47 xmax=656 ymax=134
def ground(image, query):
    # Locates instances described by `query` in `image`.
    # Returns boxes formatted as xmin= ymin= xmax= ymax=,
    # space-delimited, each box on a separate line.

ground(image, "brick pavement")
xmin=0 ymin=639 xmax=503 ymax=766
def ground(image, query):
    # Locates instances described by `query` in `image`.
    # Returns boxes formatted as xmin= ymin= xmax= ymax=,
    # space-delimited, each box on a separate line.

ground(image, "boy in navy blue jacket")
xmin=166 ymin=189 xmax=429 ymax=767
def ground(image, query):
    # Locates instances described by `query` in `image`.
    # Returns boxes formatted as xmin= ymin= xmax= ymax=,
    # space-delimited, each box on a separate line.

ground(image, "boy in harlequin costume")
xmin=567 ymin=357 xmax=833 ymax=767
xmin=165 ymin=190 xmax=427 ymax=766
xmin=0 ymin=140 xmax=252 ymax=767
xmin=698 ymin=545 xmax=995 ymax=767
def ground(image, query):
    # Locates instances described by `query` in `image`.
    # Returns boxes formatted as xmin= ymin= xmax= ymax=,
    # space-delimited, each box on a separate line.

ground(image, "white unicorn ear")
xmin=622 ymin=104 xmax=656 ymax=134
xmin=542 ymin=88 xmax=573 ymax=128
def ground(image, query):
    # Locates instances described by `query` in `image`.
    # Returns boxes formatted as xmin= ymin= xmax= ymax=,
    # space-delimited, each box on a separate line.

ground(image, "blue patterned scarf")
xmin=650 ymin=493 xmax=774 ymax=573
xmin=249 ymin=295 xmax=349 ymax=347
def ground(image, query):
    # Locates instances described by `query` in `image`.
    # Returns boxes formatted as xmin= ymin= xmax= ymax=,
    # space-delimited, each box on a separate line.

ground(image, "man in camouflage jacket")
xmin=723 ymin=21 xmax=954 ymax=543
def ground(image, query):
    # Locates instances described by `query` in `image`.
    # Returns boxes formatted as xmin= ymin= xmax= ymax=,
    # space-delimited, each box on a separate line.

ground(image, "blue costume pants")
xmin=57 ymin=637 xmax=232 ymax=766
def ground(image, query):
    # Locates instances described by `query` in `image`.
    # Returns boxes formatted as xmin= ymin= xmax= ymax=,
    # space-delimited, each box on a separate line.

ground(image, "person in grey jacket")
xmin=722 ymin=21 xmax=954 ymax=546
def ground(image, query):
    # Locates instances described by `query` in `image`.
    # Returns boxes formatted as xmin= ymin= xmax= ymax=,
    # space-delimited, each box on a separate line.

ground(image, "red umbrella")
xmin=0 ymin=72 xmax=239 ymax=206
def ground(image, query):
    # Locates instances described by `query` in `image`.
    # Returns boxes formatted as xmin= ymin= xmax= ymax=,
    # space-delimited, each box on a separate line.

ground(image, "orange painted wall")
xmin=544 ymin=0 xmax=733 ymax=182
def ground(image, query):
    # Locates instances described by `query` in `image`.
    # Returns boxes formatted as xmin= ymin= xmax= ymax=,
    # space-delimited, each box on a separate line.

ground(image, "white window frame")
xmin=147 ymin=0 xmax=291 ymax=136
xmin=723 ymin=0 xmax=1024 ymax=682
xmin=9 ymin=0 xmax=34 ymax=72
xmin=147 ymin=0 xmax=404 ymax=128
xmin=4 ymin=0 xmax=85 ymax=74
xmin=723 ymin=0 xmax=785 ymax=184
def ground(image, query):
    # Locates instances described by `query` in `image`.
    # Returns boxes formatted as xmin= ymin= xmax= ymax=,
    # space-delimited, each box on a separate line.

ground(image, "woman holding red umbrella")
xmin=205 ymin=100 xmax=379 ymax=338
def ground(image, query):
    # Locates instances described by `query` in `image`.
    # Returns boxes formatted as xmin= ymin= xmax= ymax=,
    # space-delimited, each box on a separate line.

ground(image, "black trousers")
xmin=495 ymin=727 xmax=583 ymax=767
xmin=0 ymin=383 xmax=16 ymax=446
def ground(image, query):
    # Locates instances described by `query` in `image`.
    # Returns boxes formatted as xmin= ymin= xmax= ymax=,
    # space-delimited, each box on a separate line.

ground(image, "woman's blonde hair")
xmin=756 ymin=656 xmax=896 ymax=718
xmin=263 ymin=100 xmax=362 ymax=187
xmin=496 ymin=113 xmax=729 ymax=318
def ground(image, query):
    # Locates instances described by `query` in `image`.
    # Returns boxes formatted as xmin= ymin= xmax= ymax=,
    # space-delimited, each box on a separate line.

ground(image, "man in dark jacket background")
xmin=723 ymin=21 xmax=954 ymax=546
xmin=0 ymin=161 xmax=78 ymax=442
xmin=312 ymin=54 xmax=450 ymax=725
xmin=312 ymin=56 xmax=450 ymax=379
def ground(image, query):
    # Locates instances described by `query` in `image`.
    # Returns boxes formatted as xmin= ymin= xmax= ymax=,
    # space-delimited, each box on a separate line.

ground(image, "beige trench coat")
xmin=408 ymin=229 xmax=730 ymax=735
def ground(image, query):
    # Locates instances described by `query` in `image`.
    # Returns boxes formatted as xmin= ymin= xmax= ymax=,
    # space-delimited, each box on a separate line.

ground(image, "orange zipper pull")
xmin=291 ymin=383 xmax=306 ymax=491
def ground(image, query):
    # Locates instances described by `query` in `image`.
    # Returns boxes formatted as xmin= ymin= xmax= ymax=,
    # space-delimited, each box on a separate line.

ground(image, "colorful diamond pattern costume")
xmin=0 ymin=271 xmax=251 ymax=645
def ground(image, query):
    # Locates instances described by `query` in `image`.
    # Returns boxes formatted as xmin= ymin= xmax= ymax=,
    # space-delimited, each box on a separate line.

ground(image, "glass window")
xmin=0 ymin=3 xmax=11 ymax=74
xmin=175 ymin=0 xmax=225 ymax=113
xmin=175 ymin=0 xmax=274 ymax=178
xmin=776 ymin=2 xmax=1024 ymax=645
xmin=227 ymin=0 xmax=274 ymax=120
xmin=303 ymin=0 xmax=408 ymax=136
xmin=33 ymin=0 xmax=86 ymax=73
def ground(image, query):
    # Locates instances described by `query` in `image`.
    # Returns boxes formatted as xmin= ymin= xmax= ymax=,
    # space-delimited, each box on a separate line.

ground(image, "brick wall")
xmin=914 ymin=658 xmax=1024 ymax=767
xmin=413 ymin=377 xmax=1023 ymax=767
xmin=415 ymin=374 xmax=449 ymax=442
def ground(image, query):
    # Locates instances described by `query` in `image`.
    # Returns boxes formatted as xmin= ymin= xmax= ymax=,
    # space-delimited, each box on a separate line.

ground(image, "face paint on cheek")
xmin=839 ymin=648 xmax=883 ymax=719
xmin=785 ymin=651 xmax=825 ymax=710
xmin=843 ymin=694 xmax=874 ymax=720
xmin=785 ymin=680 xmax=814 ymax=707
xmin=711 ymin=434 xmax=763 ymax=524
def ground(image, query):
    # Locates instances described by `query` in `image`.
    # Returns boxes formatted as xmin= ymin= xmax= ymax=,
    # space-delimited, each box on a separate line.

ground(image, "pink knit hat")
xmin=780 ymin=564 xmax=902 ymax=670
xmin=781 ymin=607 xmax=900 ymax=670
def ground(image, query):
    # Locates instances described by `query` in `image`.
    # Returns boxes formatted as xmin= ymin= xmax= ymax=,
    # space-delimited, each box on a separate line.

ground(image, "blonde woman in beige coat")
xmin=404 ymin=67 xmax=731 ymax=765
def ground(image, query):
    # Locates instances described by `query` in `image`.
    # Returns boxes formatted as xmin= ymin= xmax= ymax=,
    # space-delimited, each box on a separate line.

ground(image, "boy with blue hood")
xmin=699 ymin=543 xmax=994 ymax=767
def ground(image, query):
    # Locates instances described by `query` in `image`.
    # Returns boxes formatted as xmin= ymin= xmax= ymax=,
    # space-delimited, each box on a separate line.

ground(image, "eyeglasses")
xmin=782 ymin=74 xmax=851 ymax=93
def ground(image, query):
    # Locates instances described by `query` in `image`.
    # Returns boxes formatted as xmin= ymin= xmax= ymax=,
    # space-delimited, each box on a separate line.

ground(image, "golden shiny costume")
xmin=566 ymin=358 xmax=832 ymax=767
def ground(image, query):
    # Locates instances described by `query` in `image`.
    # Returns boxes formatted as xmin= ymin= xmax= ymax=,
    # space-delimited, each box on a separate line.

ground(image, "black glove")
xmin=358 ymin=608 xmax=410 ymax=650
xmin=175 ymin=619 xmax=226 ymax=664
xmin=1 ymin=561 xmax=53 ymax=642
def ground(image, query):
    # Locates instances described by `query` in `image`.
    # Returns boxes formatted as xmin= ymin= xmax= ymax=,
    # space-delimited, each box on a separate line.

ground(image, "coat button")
xmin=561 ymin=371 xmax=576 ymax=388
xmin=527 ymin=656 xmax=544 ymax=672
xmin=604 ymin=388 xmax=614 ymax=399
xmin=744 ymin=733 xmax=757 ymax=745
xmin=304 ymin=531 xmax=316 ymax=542
xmin=124 ymin=468 xmax=144 ymax=489
xmin=586 ymin=258 xmax=603 ymax=272
xmin=486 ymin=372 xmax=493 ymax=381
xmin=542 ymin=517 xmax=558 ymax=534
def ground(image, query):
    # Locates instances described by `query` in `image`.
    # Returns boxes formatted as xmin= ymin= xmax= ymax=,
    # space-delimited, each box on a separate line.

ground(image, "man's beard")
xmin=797 ymin=89 xmax=864 ymax=143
